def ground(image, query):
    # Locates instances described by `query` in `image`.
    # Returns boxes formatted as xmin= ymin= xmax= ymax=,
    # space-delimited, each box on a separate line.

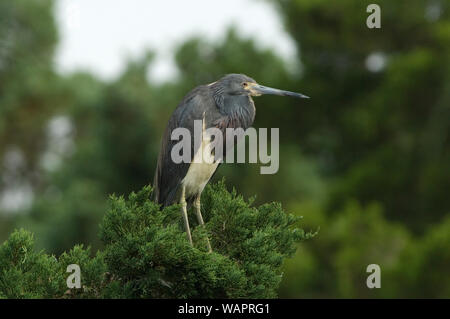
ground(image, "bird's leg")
xmin=180 ymin=186 xmax=193 ymax=246
xmin=194 ymin=195 xmax=212 ymax=253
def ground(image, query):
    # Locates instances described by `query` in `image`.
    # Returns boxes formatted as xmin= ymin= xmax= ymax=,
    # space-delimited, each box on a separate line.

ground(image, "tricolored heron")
xmin=153 ymin=74 xmax=309 ymax=252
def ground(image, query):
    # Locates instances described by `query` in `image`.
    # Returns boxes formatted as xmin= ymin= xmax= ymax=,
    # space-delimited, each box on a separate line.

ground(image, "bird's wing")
xmin=153 ymin=88 xmax=213 ymax=206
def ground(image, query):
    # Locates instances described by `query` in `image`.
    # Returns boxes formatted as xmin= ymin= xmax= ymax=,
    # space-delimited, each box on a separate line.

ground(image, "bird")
xmin=153 ymin=74 xmax=309 ymax=252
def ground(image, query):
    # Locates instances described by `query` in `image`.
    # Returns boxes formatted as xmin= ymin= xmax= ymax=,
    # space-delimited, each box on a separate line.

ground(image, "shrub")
xmin=0 ymin=181 xmax=310 ymax=298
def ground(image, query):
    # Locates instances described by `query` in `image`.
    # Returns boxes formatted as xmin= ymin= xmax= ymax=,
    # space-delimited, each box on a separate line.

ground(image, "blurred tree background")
xmin=0 ymin=0 xmax=449 ymax=298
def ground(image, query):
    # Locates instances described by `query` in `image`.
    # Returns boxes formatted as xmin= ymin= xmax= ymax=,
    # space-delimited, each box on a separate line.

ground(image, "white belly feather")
xmin=181 ymin=116 xmax=220 ymax=197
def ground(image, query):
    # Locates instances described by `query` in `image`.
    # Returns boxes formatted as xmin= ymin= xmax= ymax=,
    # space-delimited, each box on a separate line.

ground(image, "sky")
xmin=54 ymin=0 xmax=297 ymax=82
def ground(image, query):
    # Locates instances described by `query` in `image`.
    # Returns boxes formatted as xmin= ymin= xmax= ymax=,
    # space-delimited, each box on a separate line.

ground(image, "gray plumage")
xmin=152 ymin=73 xmax=309 ymax=250
xmin=153 ymin=74 xmax=255 ymax=207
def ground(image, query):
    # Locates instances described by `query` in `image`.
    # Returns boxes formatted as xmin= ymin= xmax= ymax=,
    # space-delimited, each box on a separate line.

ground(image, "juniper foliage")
xmin=0 ymin=181 xmax=310 ymax=298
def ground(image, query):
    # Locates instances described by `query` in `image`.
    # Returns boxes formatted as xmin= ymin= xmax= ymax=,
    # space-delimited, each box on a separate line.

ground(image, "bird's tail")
xmin=151 ymin=144 xmax=163 ymax=204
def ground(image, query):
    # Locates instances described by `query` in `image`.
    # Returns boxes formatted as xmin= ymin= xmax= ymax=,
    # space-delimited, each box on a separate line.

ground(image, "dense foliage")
xmin=0 ymin=182 xmax=309 ymax=298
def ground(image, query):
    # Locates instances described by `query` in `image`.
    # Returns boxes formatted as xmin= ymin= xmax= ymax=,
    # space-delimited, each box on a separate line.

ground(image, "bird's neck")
xmin=215 ymin=94 xmax=256 ymax=129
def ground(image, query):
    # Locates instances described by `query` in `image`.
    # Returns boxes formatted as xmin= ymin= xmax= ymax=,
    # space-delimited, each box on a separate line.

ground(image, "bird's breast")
xmin=182 ymin=161 xmax=219 ymax=198
xmin=181 ymin=119 xmax=220 ymax=198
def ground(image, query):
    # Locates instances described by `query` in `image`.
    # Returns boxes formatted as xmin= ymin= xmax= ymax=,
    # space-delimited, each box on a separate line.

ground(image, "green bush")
xmin=0 ymin=229 xmax=105 ymax=298
xmin=0 ymin=181 xmax=311 ymax=298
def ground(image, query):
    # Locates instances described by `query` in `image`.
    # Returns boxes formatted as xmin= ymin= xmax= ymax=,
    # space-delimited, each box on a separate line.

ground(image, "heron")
xmin=153 ymin=74 xmax=309 ymax=252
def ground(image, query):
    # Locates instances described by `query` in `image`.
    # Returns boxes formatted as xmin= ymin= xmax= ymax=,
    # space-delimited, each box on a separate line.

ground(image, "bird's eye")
xmin=242 ymin=82 xmax=248 ymax=88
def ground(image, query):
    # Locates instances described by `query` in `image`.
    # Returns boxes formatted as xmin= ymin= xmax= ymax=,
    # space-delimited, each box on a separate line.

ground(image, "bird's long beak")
xmin=251 ymin=83 xmax=310 ymax=99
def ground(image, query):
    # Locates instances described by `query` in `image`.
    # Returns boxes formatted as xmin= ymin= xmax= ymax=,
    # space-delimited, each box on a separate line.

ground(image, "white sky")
xmin=54 ymin=0 xmax=297 ymax=82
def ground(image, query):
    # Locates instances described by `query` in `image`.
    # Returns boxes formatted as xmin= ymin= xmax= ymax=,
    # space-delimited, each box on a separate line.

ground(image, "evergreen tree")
xmin=0 ymin=182 xmax=311 ymax=298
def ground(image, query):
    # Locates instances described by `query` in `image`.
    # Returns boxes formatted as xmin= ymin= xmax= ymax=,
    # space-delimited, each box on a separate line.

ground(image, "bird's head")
xmin=212 ymin=73 xmax=309 ymax=99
